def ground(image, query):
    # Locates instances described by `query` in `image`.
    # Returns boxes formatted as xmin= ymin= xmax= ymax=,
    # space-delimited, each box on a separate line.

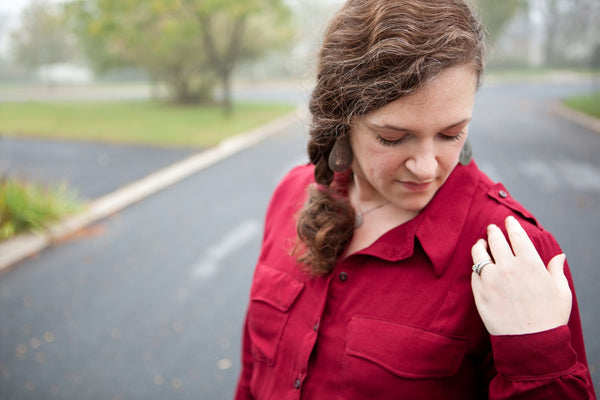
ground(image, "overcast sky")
xmin=0 ymin=1 xmax=26 ymax=16
xmin=0 ymin=0 xmax=67 ymax=22
xmin=0 ymin=0 xmax=55 ymax=16
xmin=0 ymin=1 xmax=71 ymax=57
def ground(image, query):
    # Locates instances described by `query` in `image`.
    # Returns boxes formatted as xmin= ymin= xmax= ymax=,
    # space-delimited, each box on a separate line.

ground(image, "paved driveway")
xmin=0 ymin=136 xmax=199 ymax=200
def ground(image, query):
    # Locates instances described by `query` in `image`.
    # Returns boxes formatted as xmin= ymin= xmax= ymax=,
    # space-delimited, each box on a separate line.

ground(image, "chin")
xmin=403 ymin=194 xmax=436 ymax=213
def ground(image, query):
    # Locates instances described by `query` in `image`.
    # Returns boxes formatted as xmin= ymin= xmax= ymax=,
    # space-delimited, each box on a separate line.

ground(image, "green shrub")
xmin=0 ymin=178 xmax=82 ymax=241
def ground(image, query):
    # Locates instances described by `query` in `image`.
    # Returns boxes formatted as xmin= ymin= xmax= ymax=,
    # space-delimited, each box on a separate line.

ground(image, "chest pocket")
xmin=247 ymin=263 xmax=304 ymax=366
xmin=345 ymin=316 xmax=466 ymax=379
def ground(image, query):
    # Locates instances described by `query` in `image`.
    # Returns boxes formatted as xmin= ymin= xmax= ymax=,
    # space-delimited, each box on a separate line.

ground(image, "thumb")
xmin=547 ymin=253 xmax=566 ymax=281
xmin=547 ymin=253 xmax=572 ymax=303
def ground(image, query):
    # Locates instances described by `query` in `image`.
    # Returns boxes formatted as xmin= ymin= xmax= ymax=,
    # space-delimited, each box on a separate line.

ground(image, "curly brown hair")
xmin=296 ymin=0 xmax=487 ymax=275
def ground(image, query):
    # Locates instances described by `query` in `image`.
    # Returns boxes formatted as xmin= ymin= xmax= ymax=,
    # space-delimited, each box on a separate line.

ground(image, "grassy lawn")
xmin=0 ymin=101 xmax=296 ymax=147
xmin=0 ymin=100 xmax=295 ymax=241
xmin=484 ymin=68 xmax=599 ymax=81
xmin=563 ymin=90 xmax=600 ymax=119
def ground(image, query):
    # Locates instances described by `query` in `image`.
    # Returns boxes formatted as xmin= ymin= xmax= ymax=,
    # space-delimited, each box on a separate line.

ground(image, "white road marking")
xmin=556 ymin=160 xmax=600 ymax=192
xmin=190 ymin=219 xmax=261 ymax=279
xmin=480 ymin=158 xmax=600 ymax=193
xmin=521 ymin=159 xmax=560 ymax=189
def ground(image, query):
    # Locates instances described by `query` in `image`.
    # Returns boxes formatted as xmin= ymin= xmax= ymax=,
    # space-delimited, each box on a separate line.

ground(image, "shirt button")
xmin=294 ymin=379 xmax=302 ymax=389
xmin=339 ymin=272 xmax=348 ymax=281
xmin=313 ymin=322 xmax=319 ymax=331
xmin=498 ymin=190 xmax=508 ymax=198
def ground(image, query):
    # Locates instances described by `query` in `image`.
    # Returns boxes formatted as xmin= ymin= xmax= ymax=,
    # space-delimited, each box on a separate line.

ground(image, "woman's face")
xmin=349 ymin=65 xmax=478 ymax=215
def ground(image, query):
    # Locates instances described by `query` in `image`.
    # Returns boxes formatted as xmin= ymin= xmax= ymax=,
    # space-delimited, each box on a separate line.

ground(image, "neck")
xmin=351 ymin=174 xmax=382 ymax=206
xmin=351 ymin=178 xmax=391 ymax=228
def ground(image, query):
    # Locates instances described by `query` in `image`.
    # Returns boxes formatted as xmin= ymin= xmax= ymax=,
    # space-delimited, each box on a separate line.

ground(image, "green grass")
xmin=0 ymin=178 xmax=83 ymax=241
xmin=0 ymin=101 xmax=296 ymax=147
xmin=563 ymin=90 xmax=600 ymax=119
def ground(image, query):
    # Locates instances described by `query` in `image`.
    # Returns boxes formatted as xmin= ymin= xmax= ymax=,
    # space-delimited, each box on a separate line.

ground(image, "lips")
xmin=400 ymin=181 xmax=432 ymax=192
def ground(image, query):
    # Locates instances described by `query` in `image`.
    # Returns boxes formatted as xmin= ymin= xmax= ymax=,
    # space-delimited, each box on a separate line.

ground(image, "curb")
xmin=552 ymin=100 xmax=600 ymax=134
xmin=0 ymin=106 xmax=310 ymax=273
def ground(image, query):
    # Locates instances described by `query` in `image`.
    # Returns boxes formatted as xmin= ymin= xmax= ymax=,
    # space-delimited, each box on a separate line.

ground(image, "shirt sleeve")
xmin=234 ymin=314 xmax=255 ymax=400
xmin=489 ymin=325 xmax=596 ymax=399
xmin=485 ymin=237 xmax=597 ymax=399
xmin=470 ymin=197 xmax=596 ymax=398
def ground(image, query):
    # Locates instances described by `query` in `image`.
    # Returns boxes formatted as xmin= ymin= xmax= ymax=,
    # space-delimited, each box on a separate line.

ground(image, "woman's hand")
xmin=471 ymin=216 xmax=572 ymax=336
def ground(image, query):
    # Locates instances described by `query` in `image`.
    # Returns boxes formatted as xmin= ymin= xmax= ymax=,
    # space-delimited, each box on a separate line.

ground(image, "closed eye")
xmin=377 ymin=135 xmax=409 ymax=146
xmin=439 ymin=131 xmax=465 ymax=142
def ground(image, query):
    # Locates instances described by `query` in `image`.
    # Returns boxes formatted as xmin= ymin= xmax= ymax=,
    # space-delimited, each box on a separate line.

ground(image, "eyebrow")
xmin=366 ymin=118 xmax=472 ymax=133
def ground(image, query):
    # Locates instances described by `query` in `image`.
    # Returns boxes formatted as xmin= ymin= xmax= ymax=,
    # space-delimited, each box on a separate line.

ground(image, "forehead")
xmin=364 ymin=66 xmax=477 ymax=128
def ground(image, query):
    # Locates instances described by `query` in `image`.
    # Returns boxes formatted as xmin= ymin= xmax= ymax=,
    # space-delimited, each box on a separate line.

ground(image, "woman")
xmin=235 ymin=0 xmax=596 ymax=398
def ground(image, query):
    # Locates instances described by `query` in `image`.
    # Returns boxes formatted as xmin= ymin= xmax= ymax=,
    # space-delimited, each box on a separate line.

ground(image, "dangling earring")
xmin=328 ymin=135 xmax=353 ymax=172
xmin=459 ymin=138 xmax=472 ymax=166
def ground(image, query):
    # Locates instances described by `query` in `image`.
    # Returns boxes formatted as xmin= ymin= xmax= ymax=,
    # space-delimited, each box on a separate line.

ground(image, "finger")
xmin=486 ymin=223 xmax=514 ymax=263
xmin=547 ymin=253 xmax=573 ymax=321
xmin=504 ymin=216 xmax=541 ymax=262
xmin=471 ymin=239 xmax=495 ymax=277
xmin=471 ymin=238 xmax=490 ymax=265
xmin=471 ymin=271 xmax=485 ymax=302
xmin=547 ymin=253 xmax=569 ymax=290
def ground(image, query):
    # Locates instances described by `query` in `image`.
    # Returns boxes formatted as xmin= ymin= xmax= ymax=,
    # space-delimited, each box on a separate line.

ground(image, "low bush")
xmin=0 ymin=177 xmax=82 ymax=241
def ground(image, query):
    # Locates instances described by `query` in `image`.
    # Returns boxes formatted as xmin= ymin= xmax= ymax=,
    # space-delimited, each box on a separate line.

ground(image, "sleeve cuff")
xmin=491 ymin=325 xmax=578 ymax=380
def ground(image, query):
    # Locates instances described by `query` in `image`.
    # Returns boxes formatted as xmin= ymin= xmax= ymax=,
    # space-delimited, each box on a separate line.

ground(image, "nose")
xmin=405 ymin=143 xmax=438 ymax=181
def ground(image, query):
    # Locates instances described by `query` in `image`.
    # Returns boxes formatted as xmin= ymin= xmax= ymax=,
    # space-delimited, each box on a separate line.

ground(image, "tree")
xmin=9 ymin=0 xmax=76 ymax=75
xmin=65 ymin=0 xmax=210 ymax=103
xmin=473 ymin=0 xmax=527 ymax=44
xmin=529 ymin=0 xmax=600 ymax=67
xmin=181 ymin=0 xmax=294 ymax=112
xmin=66 ymin=0 xmax=294 ymax=109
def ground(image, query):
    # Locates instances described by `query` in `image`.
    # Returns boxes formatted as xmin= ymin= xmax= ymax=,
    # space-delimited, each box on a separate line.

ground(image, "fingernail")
xmin=506 ymin=215 xmax=516 ymax=224
xmin=487 ymin=224 xmax=498 ymax=232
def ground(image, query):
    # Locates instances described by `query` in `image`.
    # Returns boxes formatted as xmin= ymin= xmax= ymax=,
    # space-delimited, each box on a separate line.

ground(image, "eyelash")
xmin=441 ymin=131 xmax=465 ymax=142
xmin=377 ymin=135 xmax=408 ymax=146
xmin=377 ymin=131 xmax=465 ymax=146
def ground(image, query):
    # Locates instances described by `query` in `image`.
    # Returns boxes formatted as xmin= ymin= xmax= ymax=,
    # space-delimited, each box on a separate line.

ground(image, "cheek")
xmin=367 ymin=150 xmax=408 ymax=178
xmin=442 ymin=146 xmax=462 ymax=162
xmin=436 ymin=141 xmax=465 ymax=171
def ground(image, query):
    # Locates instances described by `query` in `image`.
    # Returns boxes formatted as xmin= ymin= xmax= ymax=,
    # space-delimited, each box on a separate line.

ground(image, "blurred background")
xmin=0 ymin=0 xmax=597 ymax=93
xmin=0 ymin=0 xmax=599 ymax=399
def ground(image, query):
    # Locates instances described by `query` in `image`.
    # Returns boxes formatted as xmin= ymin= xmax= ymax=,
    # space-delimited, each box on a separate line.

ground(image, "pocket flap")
xmin=250 ymin=263 xmax=304 ymax=312
xmin=248 ymin=264 xmax=304 ymax=364
xmin=346 ymin=316 xmax=466 ymax=379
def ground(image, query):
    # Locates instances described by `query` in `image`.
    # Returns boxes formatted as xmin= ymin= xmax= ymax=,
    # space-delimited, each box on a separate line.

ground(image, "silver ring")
xmin=472 ymin=259 xmax=493 ymax=275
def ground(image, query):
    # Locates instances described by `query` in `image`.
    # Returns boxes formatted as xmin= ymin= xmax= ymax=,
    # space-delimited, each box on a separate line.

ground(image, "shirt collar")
xmin=356 ymin=162 xmax=481 ymax=278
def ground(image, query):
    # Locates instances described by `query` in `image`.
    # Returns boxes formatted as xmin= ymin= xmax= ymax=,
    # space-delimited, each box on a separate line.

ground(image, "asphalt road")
xmin=0 ymin=137 xmax=199 ymax=200
xmin=0 ymin=80 xmax=599 ymax=399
